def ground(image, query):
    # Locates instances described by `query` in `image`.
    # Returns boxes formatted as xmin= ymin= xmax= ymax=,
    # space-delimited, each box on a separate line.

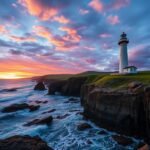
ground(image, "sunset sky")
xmin=0 ymin=0 xmax=150 ymax=78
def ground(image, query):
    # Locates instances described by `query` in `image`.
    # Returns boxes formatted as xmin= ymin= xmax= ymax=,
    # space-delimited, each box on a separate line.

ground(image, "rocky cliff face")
xmin=81 ymin=85 xmax=150 ymax=143
xmin=48 ymin=76 xmax=87 ymax=96
xmin=35 ymin=76 xmax=150 ymax=143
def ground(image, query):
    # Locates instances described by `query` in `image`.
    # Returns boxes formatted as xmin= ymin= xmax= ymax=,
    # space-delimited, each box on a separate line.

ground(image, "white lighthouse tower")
xmin=118 ymin=32 xmax=129 ymax=73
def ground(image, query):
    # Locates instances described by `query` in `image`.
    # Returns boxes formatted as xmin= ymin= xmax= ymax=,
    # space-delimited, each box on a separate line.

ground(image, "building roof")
xmin=123 ymin=66 xmax=137 ymax=69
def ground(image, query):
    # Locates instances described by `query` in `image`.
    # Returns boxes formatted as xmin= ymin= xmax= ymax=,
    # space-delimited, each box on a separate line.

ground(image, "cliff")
xmin=35 ymin=71 xmax=150 ymax=143
xmin=48 ymin=76 xmax=88 ymax=96
xmin=81 ymin=85 xmax=150 ymax=142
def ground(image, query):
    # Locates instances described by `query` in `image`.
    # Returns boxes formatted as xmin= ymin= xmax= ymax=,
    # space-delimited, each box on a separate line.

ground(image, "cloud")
xmin=99 ymin=33 xmax=112 ymax=38
xmin=33 ymin=25 xmax=52 ymax=39
xmin=88 ymin=0 xmax=103 ymax=12
xmin=129 ymin=44 xmax=150 ymax=69
xmin=18 ymin=0 xmax=58 ymax=21
xmin=0 ymin=25 xmax=7 ymax=34
xmin=53 ymin=15 xmax=71 ymax=24
xmin=110 ymin=0 xmax=130 ymax=10
xmin=33 ymin=25 xmax=81 ymax=51
xmin=107 ymin=15 xmax=120 ymax=25
xmin=80 ymin=9 xmax=89 ymax=15
xmin=10 ymin=35 xmax=36 ymax=42
xmin=9 ymin=49 xmax=24 ymax=55
xmin=59 ymin=26 xmax=82 ymax=43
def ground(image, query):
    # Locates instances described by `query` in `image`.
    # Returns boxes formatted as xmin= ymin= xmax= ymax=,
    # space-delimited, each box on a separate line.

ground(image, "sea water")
xmin=0 ymin=79 xmax=139 ymax=150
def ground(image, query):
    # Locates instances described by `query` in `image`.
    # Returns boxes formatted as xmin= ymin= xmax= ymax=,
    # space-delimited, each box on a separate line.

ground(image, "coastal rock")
xmin=48 ymin=80 xmax=66 ymax=95
xmin=77 ymin=123 xmax=92 ymax=131
xmin=62 ymin=76 xmax=87 ymax=96
xmin=112 ymin=135 xmax=133 ymax=146
xmin=29 ymin=105 xmax=40 ymax=112
xmin=48 ymin=76 xmax=87 ymax=96
xmin=0 ymin=135 xmax=53 ymax=150
xmin=24 ymin=116 xmax=53 ymax=126
xmin=2 ymin=103 xmax=40 ymax=113
xmin=56 ymin=114 xmax=70 ymax=119
xmin=34 ymin=82 xmax=46 ymax=91
xmin=128 ymin=81 xmax=142 ymax=89
xmin=42 ymin=109 xmax=56 ymax=114
xmin=82 ymin=85 xmax=150 ymax=140
xmin=137 ymin=144 xmax=150 ymax=150
xmin=1 ymin=88 xmax=18 ymax=92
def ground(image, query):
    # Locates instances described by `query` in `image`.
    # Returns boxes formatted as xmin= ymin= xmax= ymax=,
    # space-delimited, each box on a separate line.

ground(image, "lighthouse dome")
xmin=118 ymin=32 xmax=129 ymax=45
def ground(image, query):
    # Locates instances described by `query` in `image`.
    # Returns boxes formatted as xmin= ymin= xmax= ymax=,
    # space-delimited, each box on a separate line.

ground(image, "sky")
xmin=0 ymin=0 xmax=150 ymax=78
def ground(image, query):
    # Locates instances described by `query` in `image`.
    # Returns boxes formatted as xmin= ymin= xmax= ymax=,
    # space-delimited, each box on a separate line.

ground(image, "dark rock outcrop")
xmin=42 ymin=109 xmax=56 ymax=114
xmin=34 ymin=82 xmax=46 ymax=91
xmin=82 ymin=85 xmax=150 ymax=142
xmin=77 ymin=123 xmax=92 ymax=131
xmin=29 ymin=105 xmax=40 ymax=112
xmin=1 ymin=88 xmax=18 ymax=92
xmin=56 ymin=114 xmax=70 ymax=119
xmin=48 ymin=76 xmax=87 ymax=96
xmin=0 ymin=135 xmax=53 ymax=150
xmin=2 ymin=103 xmax=40 ymax=113
xmin=62 ymin=77 xmax=87 ymax=96
xmin=112 ymin=135 xmax=133 ymax=146
xmin=24 ymin=116 xmax=53 ymax=126
xmin=48 ymin=80 xmax=66 ymax=95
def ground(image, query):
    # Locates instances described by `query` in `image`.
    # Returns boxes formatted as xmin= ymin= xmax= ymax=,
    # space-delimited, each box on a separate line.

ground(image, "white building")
xmin=123 ymin=66 xmax=137 ymax=74
xmin=118 ymin=32 xmax=137 ymax=74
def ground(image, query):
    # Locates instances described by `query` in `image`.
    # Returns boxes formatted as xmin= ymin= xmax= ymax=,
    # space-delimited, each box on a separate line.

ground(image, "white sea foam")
xmin=0 ymin=80 xmax=140 ymax=150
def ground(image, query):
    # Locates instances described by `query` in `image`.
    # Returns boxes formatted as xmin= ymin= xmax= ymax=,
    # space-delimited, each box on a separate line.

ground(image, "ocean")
xmin=0 ymin=79 xmax=139 ymax=150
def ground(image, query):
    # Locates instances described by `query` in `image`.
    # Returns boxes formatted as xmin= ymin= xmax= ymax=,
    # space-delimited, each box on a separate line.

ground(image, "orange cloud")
xmin=107 ymin=15 xmax=120 ymax=25
xmin=33 ymin=25 xmax=65 ymax=47
xmin=33 ymin=25 xmax=81 ymax=51
xmin=59 ymin=27 xmax=81 ymax=43
xmin=53 ymin=15 xmax=71 ymax=24
xmin=0 ymin=56 xmax=79 ymax=78
xmin=33 ymin=25 xmax=52 ymax=39
xmin=0 ymin=25 xmax=7 ymax=34
xmin=88 ymin=0 xmax=103 ymax=12
xmin=10 ymin=35 xmax=36 ymax=42
xmin=18 ymin=0 xmax=58 ymax=20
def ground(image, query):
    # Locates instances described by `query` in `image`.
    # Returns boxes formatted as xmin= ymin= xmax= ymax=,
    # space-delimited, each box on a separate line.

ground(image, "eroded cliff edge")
xmin=38 ymin=72 xmax=150 ymax=144
xmin=81 ymin=84 xmax=150 ymax=143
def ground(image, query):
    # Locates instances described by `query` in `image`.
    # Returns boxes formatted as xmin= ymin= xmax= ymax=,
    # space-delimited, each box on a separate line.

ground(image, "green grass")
xmin=93 ymin=71 xmax=150 ymax=90
xmin=39 ymin=71 xmax=150 ymax=90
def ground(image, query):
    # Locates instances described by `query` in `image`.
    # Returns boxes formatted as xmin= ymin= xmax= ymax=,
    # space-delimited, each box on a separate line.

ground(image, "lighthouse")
xmin=118 ymin=32 xmax=129 ymax=73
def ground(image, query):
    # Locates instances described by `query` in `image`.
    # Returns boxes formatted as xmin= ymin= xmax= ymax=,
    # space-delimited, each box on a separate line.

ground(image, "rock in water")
xmin=24 ymin=116 xmax=53 ymax=126
xmin=77 ymin=123 xmax=92 ymax=131
xmin=34 ymin=82 xmax=46 ymax=91
xmin=2 ymin=103 xmax=40 ymax=113
xmin=2 ymin=103 xmax=29 ymax=113
xmin=0 ymin=135 xmax=53 ymax=150
xmin=1 ymin=88 xmax=18 ymax=92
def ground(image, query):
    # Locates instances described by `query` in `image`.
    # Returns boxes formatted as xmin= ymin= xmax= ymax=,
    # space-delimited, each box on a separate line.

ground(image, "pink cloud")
xmin=0 ymin=25 xmax=7 ymax=34
xmin=10 ymin=35 xmax=36 ymax=42
xmin=59 ymin=27 xmax=82 ymax=43
xmin=99 ymin=33 xmax=112 ymax=38
xmin=107 ymin=15 xmax=120 ymax=25
xmin=88 ymin=0 xmax=103 ymax=12
xmin=18 ymin=0 xmax=58 ymax=21
xmin=33 ymin=25 xmax=52 ymax=39
xmin=111 ymin=0 xmax=130 ymax=10
xmin=53 ymin=15 xmax=71 ymax=24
